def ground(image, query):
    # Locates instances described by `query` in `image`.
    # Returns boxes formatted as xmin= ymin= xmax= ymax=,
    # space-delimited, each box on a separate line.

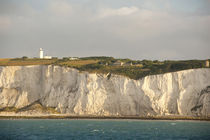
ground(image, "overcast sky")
xmin=0 ymin=0 xmax=210 ymax=60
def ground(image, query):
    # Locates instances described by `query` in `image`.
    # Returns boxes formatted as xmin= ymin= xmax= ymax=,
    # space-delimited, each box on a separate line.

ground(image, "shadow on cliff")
xmin=0 ymin=65 xmax=47 ymax=110
xmin=102 ymin=76 xmax=156 ymax=117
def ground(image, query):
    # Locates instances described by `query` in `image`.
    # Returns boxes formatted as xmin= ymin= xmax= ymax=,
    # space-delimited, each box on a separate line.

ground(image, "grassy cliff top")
xmin=0 ymin=57 xmax=209 ymax=80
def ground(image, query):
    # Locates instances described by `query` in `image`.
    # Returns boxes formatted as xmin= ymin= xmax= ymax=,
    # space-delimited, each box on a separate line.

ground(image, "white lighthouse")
xmin=39 ymin=48 xmax=44 ymax=59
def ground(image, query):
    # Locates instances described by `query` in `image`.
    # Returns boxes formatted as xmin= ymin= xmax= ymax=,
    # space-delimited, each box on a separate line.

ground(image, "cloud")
xmin=97 ymin=6 xmax=139 ymax=18
xmin=48 ymin=0 xmax=73 ymax=16
xmin=0 ymin=0 xmax=209 ymax=60
xmin=0 ymin=16 xmax=11 ymax=30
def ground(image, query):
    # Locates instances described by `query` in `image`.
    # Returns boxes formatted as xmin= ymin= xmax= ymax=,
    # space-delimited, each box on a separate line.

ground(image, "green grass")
xmin=0 ymin=57 xmax=209 ymax=80
xmin=0 ymin=58 xmax=57 ymax=66
xmin=57 ymin=59 xmax=99 ymax=67
xmin=0 ymin=107 xmax=18 ymax=112
xmin=0 ymin=103 xmax=59 ymax=114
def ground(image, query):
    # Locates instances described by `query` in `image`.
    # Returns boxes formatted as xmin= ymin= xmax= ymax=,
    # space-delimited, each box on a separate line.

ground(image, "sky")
xmin=0 ymin=0 xmax=210 ymax=60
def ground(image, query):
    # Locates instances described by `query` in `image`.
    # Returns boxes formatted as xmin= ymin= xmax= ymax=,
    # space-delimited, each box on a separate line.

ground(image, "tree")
xmin=22 ymin=56 xmax=28 ymax=60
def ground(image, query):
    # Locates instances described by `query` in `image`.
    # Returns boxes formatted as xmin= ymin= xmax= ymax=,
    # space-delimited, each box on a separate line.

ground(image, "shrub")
xmin=22 ymin=56 xmax=28 ymax=60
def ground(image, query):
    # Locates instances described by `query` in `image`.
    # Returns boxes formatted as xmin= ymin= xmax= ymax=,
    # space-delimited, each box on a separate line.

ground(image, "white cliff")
xmin=0 ymin=65 xmax=209 ymax=117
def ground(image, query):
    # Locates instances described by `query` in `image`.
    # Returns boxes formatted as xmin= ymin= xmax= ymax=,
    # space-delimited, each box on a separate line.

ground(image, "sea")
xmin=0 ymin=119 xmax=210 ymax=140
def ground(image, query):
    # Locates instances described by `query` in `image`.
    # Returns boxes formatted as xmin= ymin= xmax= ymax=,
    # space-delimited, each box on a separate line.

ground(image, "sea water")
xmin=0 ymin=119 xmax=210 ymax=140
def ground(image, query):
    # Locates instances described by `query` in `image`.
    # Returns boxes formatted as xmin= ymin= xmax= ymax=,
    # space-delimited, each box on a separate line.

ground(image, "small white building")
xmin=44 ymin=56 xmax=52 ymax=59
xmin=205 ymin=60 xmax=209 ymax=67
xmin=39 ymin=48 xmax=52 ymax=59
xmin=39 ymin=48 xmax=44 ymax=59
xmin=112 ymin=61 xmax=124 ymax=66
xmin=69 ymin=57 xmax=78 ymax=60
xmin=124 ymin=62 xmax=133 ymax=66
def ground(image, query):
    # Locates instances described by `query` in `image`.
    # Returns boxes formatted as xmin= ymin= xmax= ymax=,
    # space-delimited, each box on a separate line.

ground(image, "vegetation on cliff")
xmin=0 ymin=57 xmax=208 ymax=80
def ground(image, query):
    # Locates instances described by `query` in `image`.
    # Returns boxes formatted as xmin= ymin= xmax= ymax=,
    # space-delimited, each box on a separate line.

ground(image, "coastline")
xmin=0 ymin=115 xmax=210 ymax=121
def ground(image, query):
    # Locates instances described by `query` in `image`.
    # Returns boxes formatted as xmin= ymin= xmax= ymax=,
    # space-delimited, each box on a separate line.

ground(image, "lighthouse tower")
xmin=39 ymin=48 xmax=44 ymax=59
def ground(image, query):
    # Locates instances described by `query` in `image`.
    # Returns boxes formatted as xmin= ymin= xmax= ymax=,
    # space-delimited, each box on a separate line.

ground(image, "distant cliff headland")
xmin=0 ymin=57 xmax=209 ymax=119
xmin=0 ymin=57 xmax=209 ymax=80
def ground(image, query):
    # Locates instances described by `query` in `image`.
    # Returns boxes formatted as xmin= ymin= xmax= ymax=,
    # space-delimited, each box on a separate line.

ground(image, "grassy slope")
xmin=0 ymin=57 xmax=208 ymax=80
xmin=0 ymin=58 xmax=57 ymax=66
xmin=0 ymin=102 xmax=59 ymax=114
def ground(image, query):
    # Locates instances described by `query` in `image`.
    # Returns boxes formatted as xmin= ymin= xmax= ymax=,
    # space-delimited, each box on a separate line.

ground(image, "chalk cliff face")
xmin=0 ymin=65 xmax=209 ymax=117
